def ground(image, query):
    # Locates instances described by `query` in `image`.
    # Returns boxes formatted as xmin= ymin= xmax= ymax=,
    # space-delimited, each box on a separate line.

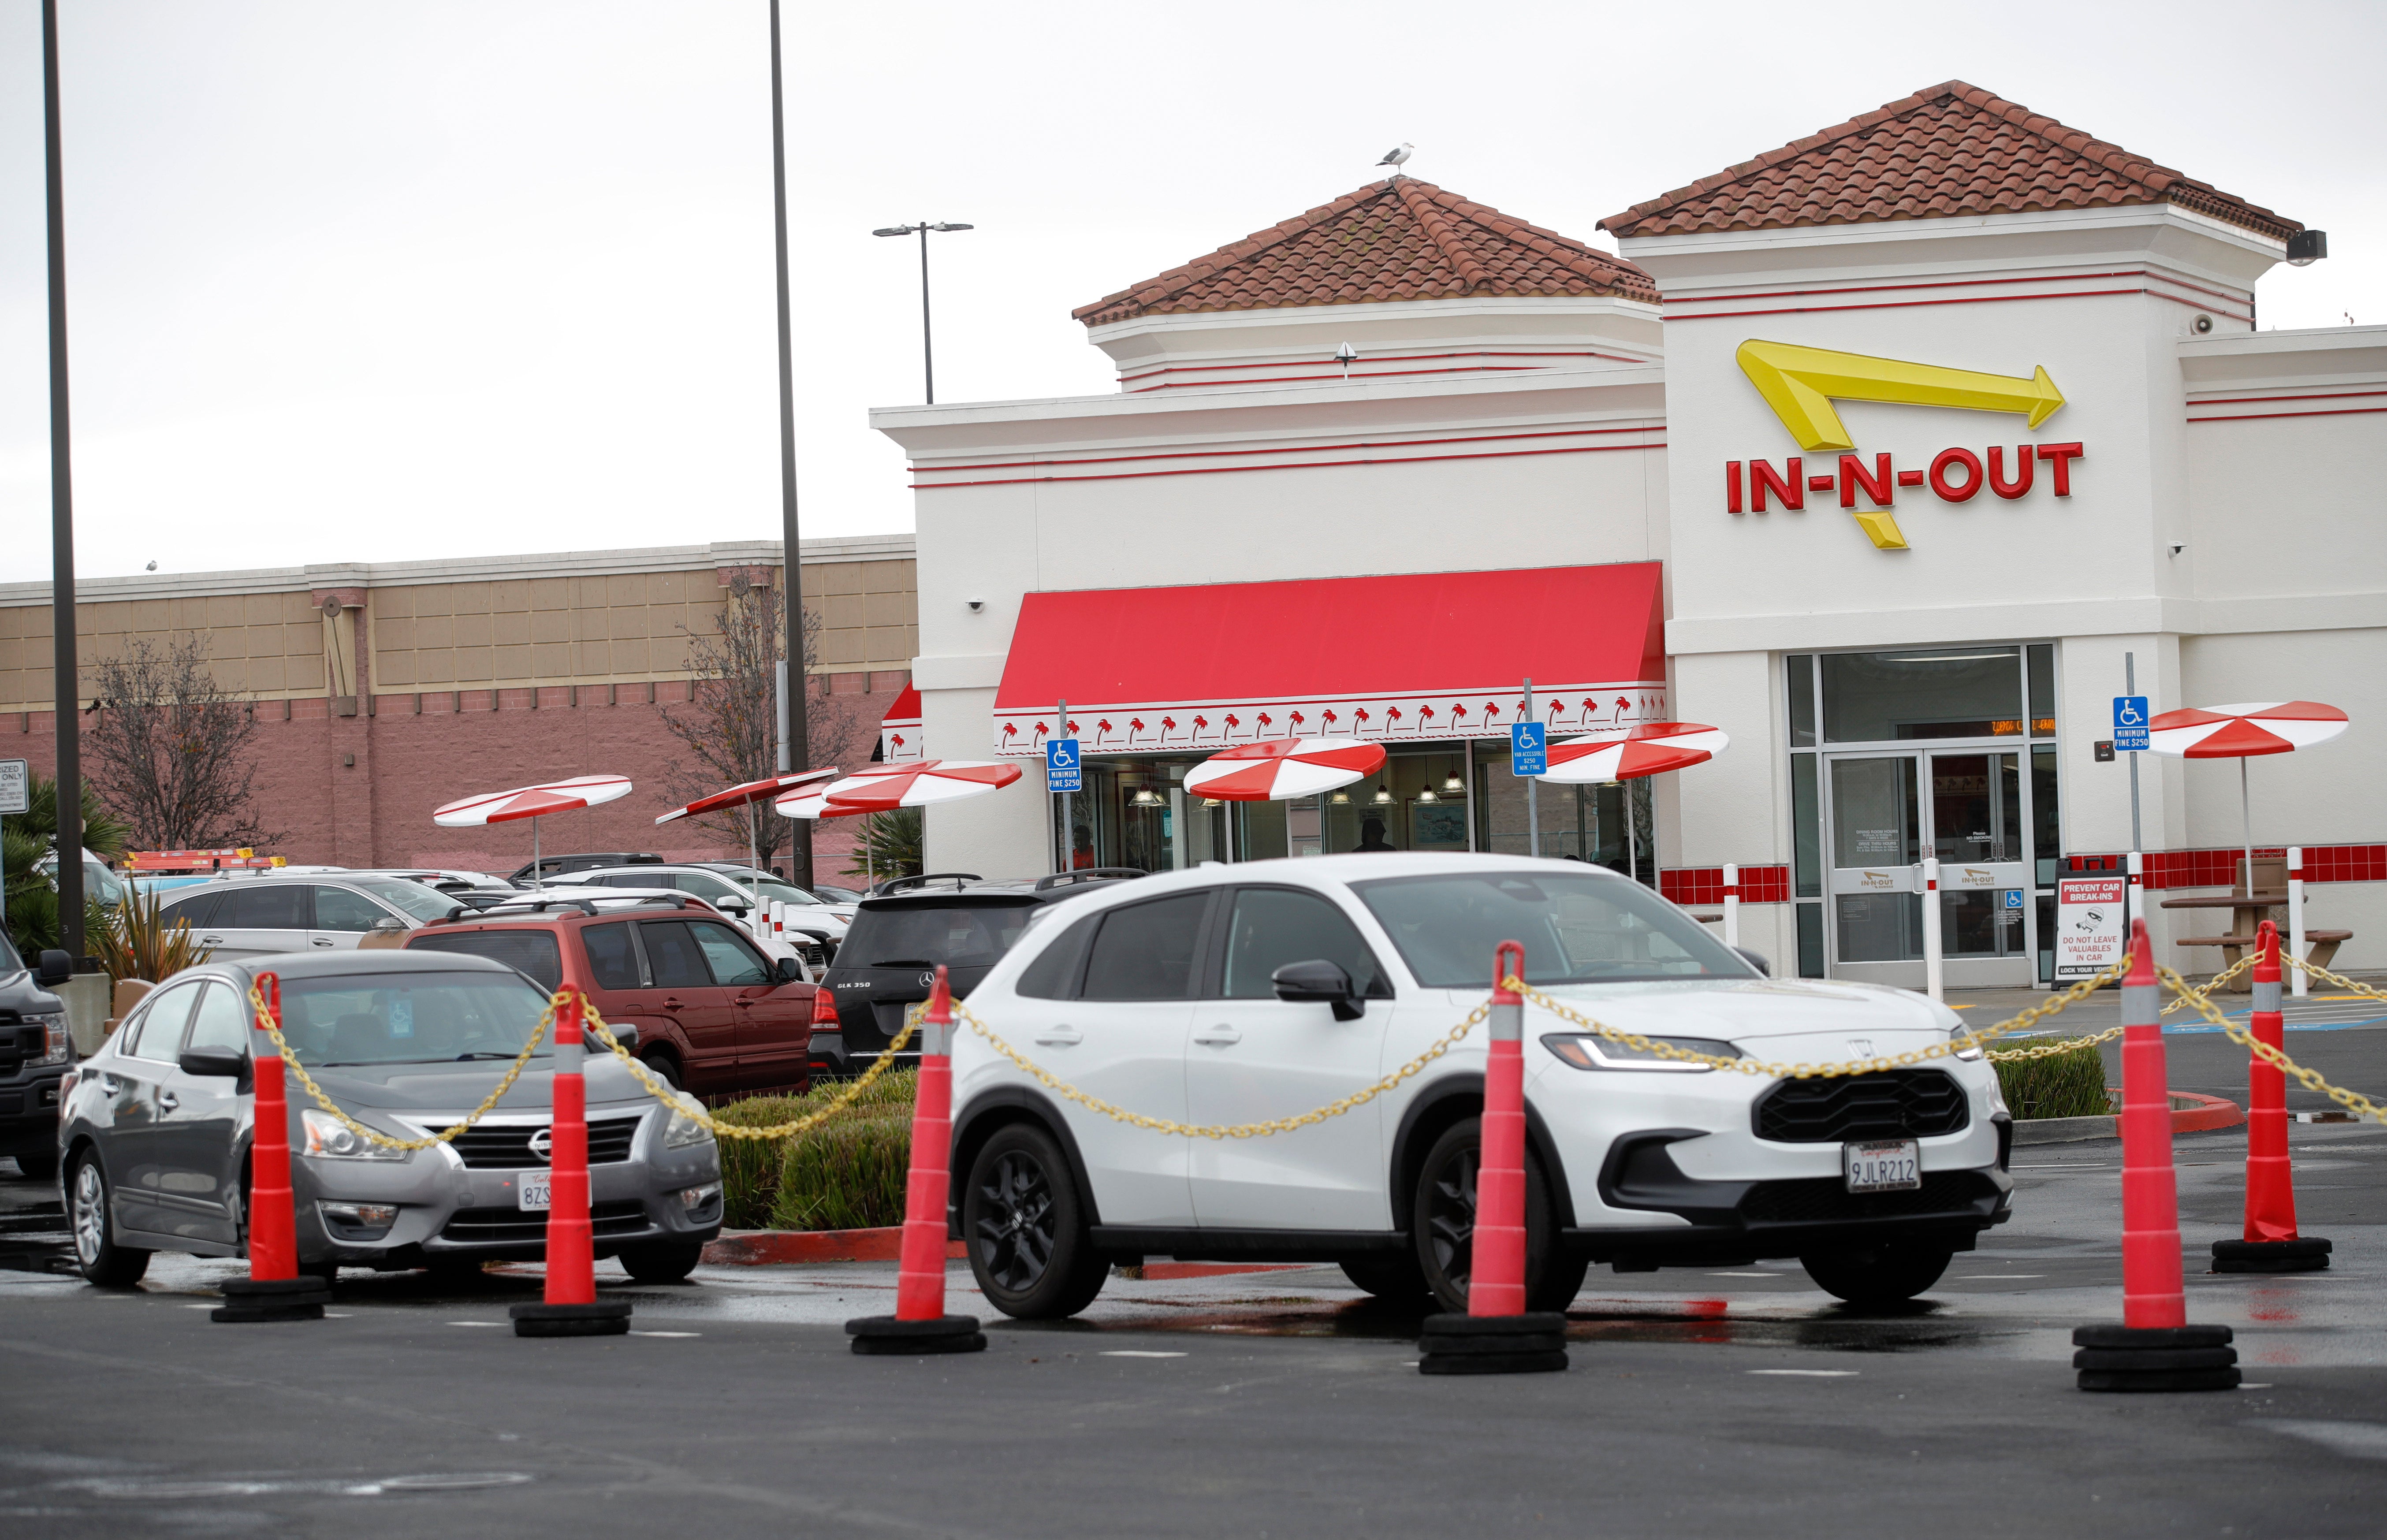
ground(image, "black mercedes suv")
xmin=810 ymin=870 xmax=1140 ymax=1079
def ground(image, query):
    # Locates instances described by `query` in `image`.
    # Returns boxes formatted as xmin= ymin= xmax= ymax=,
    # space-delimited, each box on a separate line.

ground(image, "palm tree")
xmin=4 ymin=774 xmax=129 ymax=957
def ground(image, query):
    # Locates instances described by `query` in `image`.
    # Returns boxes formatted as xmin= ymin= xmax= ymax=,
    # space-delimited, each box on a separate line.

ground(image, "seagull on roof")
xmin=1376 ymin=142 xmax=1413 ymax=171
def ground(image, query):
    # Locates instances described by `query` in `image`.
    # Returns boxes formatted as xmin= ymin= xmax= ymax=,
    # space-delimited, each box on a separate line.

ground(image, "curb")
xmin=2012 ymin=1090 xmax=2245 ymax=1145
xmin=702 ymin=1227 xmax=967 ymax=1266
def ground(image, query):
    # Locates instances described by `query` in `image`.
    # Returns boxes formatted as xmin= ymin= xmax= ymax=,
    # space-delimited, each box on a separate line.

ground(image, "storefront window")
xmin=2027 ymin=643 xmax=2056 ymax=736
xmin=1822 ymin=647 xmax=2023 ymax=742
xmin=1791 ymin=754 xmax=1821 ymax=898
xmin=1787 ymin=654 xmax=1817 ymax=748
xmin=1470 ymin=743 xmax=1651 ymax=882
xmin=2032 ymin=746 xmax=2061 ymax=885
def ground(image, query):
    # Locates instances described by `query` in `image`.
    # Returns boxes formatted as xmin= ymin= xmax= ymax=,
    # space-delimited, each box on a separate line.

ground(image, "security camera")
xmin=2168 ymin=543 xmax=2187 ymax=556
xmin=2192 ymin=314 xmax=2214 ymax=334
xmin=965 ymin=598 xmax=985 ymax=612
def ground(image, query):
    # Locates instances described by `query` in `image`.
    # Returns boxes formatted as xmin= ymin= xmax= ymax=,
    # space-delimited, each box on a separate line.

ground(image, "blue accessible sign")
xmin=2112 ymin=696 xmax=2149 ymax=752
xmin=1045 ymin=737 xmax=1082 ymax=793
xmin=1509 ymin=722 xmax=1547 ymax=777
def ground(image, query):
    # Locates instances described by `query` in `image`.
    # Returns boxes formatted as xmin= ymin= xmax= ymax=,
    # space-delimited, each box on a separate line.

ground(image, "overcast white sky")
xmin=2 ymin=0 xmax=2379 ymax=585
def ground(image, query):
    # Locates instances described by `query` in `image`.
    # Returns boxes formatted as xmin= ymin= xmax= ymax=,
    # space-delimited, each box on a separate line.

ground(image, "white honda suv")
xmin=944 ymin=854 xmax=2012 ymax=1320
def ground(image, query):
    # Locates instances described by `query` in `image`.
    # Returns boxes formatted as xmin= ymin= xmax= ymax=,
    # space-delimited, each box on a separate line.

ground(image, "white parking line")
xmin=1959 ymin=1274 xmax=2044 ymax=1280
xmin=629 ymin=1330 xmax=701 ymax=1338
xmin=447 ymin=1320 xmax=507 ymax=1328
xmin=1708 ymin=1271 xmax=1787 ymax=1278
xmin=1747 ymin=1369 xmax=1858 ymax=1377
xmin=1101 ymin=1350 xmax=1188 ymax=1358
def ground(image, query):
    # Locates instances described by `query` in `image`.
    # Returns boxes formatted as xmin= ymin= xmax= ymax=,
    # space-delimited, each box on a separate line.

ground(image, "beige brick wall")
xmin=0 ymin=551 xmax=918 ymax=711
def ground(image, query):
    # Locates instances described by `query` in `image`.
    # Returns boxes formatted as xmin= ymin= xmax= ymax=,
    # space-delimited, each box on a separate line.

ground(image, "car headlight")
xmin=1541 ymin=1033 xmax=1739 ymax=1073
xmin=663 ymin=1096 xmax=714 ymax=1149
xmin=1950 ymin=1029 xmax=1985 ymax=1062
xmin=28 ymin=1011 xmax=70 ymax=1066
xmin=301 ymin=1109 xmax=411 ymax=1161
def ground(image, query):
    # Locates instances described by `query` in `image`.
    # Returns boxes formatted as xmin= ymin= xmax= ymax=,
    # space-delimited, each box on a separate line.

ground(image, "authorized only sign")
xmin=2054 ymin=875 xmax=2127 ymax=980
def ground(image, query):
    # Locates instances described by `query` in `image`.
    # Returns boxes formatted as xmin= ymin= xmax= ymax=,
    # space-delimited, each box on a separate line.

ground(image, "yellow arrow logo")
xmin=1736 ymin=340 xmax=2066 ymax=452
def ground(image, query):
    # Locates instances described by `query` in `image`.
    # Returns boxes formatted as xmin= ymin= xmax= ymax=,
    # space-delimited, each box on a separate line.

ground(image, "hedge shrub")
xmin=1995 ymin=1039 xmax=2112 ymax=1120
xmin=711 ymin=1070 xmax=918 ymax=1231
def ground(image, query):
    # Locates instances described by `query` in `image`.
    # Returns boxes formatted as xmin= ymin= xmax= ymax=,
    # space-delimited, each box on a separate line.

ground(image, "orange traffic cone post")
xmin=213 ymin=971 xmax=330 ymax=1323
xmin=847 ymin=967 xmax=986 ymax=1355
xmin=2212 ymin=922 xmax=2331 ymax=1273
xmin=1419 ymin=941 xmax=1568 ymax=1376
xmin=513 ymin=988 xmax=631 ymax=1336
xmin=2073 ymin=921 xmax=2238 ymax=1391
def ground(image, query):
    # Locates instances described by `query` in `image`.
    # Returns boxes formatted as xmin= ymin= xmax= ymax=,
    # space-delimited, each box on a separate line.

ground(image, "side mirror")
xmin=774 ymin=956 xmax=806 ymax=985
xmin=1733 ymin=946 xmax=1772 ymax=978
xmin=1271 ymin=959 xmax=1365 ymax=1022
xmin=36 ymin=949 xmax=73 ymax=987
xmin=179 ymin=1044 xmax=251 ymax=1090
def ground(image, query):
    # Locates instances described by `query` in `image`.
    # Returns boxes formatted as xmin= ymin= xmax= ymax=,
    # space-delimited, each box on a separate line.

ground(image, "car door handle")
xmin=1192 ymin=1025 xmax=1242 ymax=1046
xmin=661 ymin=997 xmax=685 ymax=1011
xmin=310 ymin=936 xmax=337 ymax=948
xmin=157 ymin=1090 xmax=179 ymax=1112
xmin=733 ymin=997 xmax=755 ymax=1009
xmin=1032 ymin=1027 xmax=1082 ymax=1047
xmin=199 ymin=935 xmax=224 ymax=946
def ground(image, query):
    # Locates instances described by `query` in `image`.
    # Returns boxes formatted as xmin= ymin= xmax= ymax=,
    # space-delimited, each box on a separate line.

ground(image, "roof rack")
xmin=1033 ymin=868 xmax=1147 ymax=891
xmin=871 ymin=872 xmax=983 ymax=896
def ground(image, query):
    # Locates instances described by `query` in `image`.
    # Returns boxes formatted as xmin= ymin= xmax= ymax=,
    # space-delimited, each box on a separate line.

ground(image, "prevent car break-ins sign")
xmin=2054 ymin=875 xmax=2127 ymax=980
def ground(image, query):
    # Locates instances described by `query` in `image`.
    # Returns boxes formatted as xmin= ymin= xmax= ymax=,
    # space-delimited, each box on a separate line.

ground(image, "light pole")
xmin=43 ymin=0 xmax=85 ymax=955
xmin=767 ymin=0 xmax=812 ymax=891
xmin=871 ymin=222 xmax=972 ymax=404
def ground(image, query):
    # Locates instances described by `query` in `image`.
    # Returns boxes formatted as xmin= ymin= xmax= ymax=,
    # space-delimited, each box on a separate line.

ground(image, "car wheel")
xmin=963 ymin=1123 xmax=1107 ymax=1320
xmin=68 ymin=1153 xmax=151 ymax=1287
xmin=618 ymin=1241 xmax=705 ymax=1283
xmin=1340 ymin=1251 xmax=1432 ymax=1306
xmin=1800 ymin=1245 xmax=1954 ymax=1307
xmin=640 ymin=1051 xmax=683 ymax=1090
xmin=13 ymin=1149 xmax=59 ymax=1181
xmin=1412 ymin=1117 xmax=1587 ymax=1315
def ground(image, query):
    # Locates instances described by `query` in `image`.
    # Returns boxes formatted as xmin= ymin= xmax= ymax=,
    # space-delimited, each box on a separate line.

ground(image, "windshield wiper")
xmin=870 ymin=958 xmax=935 ymax=967
xmin=453 ymin=1051 xmax=524 ymax=1060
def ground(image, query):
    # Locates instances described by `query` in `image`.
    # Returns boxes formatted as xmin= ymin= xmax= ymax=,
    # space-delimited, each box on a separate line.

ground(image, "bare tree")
xmin=656 ymin=575 xmax=870 ymax=868
xmin=86 ymin=636 xmax=278 ymax=852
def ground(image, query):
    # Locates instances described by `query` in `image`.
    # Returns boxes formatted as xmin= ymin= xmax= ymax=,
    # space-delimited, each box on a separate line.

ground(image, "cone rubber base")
xmin=1418 ymin=1312 xmax=1568 ymax=1375
xmin=2212 ymin=1237 xmax=2331 ymax=1273
xmin=211 ymin=1276 xmax=331 ymax=1324
xmin=510 ymin=1300 xmax=633 ymax=1337
xmin=846 ymin=1314 xmax=987 ymax=1355
xmin=2073 ymin=1324 xmax=2237 ymax=1391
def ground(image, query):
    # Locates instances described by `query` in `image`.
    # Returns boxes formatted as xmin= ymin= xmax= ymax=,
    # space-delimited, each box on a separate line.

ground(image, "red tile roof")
xmin=1075 ymin=178 xmax=1658 ymax=327
xmin=1600 ymin=81 xmax=2299 ymax=243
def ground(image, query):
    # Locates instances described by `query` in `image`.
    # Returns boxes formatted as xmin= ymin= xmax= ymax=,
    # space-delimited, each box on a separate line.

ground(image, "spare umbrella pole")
xmin=2242 ymin=757 xmax=2253 ymax=895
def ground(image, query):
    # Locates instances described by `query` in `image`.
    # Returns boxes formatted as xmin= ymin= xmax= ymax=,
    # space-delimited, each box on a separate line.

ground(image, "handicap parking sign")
xmin=1045 ymin=737 xmax=1082 ymax=792
xmin=2112 ymin=696 xmax=2149 ymax=752
xmin=2003 ymin=889 xmax=2024 ymax=909
xmin=1509 ymin=722 xmax=1547 ymax=777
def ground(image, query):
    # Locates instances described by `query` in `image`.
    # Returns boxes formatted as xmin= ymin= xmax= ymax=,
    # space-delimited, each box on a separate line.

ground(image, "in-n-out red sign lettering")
xmin=1724 ymin=443 xmax=2084 ymax=551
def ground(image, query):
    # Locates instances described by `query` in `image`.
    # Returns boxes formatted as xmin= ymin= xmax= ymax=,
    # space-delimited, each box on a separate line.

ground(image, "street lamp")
xmin=872 ymin=221 xmax=973 ymax=404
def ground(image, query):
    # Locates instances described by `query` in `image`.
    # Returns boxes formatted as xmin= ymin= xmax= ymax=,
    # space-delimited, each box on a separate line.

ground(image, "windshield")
xmin=354 ymin=878 xmax=462 ymax=923
xmin=846 ymin=904 xmax=1032 ymax=968
xmin=1353 ymin=870 xmax=1756 ymax=988
xmin=0 ymin=927 xmax=20 ymax=975
xmin=745 ymin=876 xmax=819 ymax=908
xmin=278 ymin=970 xmax=555 ymax=1067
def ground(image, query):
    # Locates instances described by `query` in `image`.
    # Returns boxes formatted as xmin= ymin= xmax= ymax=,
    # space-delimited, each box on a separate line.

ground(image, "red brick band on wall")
xmin=1661 ymin=867 xmax=1791 ymax=906
xmin=1660 ymin=846 xmax=2387 ymax=906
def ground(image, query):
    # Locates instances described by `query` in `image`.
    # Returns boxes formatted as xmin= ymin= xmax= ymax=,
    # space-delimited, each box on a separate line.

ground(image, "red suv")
xmin=403 ymin=896 xmax=816 ymax=1097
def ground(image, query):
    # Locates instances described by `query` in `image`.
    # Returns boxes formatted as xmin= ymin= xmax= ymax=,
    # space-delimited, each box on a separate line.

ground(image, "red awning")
xmin=876 ymin=683 xmax=922 ymax=763
xmin=991 ymin=563 xmax=1666 ymax=756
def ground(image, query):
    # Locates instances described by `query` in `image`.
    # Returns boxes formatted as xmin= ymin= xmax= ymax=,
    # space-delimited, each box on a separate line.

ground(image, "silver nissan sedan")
xmin=56 ymin=950 xmax=722 ymax=1287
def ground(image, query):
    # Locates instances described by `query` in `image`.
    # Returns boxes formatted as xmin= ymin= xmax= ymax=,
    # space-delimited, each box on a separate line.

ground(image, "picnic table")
xmin=2159 ymin=890 xmax=2351 ymax=992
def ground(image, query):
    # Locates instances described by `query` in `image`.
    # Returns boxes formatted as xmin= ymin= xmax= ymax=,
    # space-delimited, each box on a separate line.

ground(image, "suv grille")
xmin=445 ymin=1115 xmax=643 ymax=1170
xmin=441 ymin=1200 xmax=650 ymax=1246
xmin=1739 ymin=1170 xmax=2002 ymax=1225
xmin=1753 ymin=1070 xmax=1969 ymax=1143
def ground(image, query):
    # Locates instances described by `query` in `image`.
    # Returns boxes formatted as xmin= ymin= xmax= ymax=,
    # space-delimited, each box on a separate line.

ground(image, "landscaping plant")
xmin=88 ymin=887 xmax=213 ymax=990
xmin=712 ymin=1069 xmax=919 ymax=1231
xmin=1994 ymin=1039 xmax=2111 ymax=1120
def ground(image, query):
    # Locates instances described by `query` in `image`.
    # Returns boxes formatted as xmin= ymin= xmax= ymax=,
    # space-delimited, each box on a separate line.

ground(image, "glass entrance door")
xmin=1824 ymin=751 xmax=2037 ymax=987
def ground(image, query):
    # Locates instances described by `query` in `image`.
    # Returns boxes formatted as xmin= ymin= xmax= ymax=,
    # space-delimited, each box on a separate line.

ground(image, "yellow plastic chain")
xmin=2164 ymin=962 xmax=2384 ymax=1124
xmin=248 ymin=981 xmax=551 ymax=1152
xmin=579 ymin=1001 xmax=920 ymax=1142
xmin=1986 ymin=949 xmax=2256 ymax=1062
xmin=947 ymin=996 xmax=1494 ymax=1140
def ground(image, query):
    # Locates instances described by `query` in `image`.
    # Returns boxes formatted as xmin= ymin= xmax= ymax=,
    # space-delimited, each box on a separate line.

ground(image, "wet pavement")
xmin=4 ymin=1118 xmax=2385 ymax=1537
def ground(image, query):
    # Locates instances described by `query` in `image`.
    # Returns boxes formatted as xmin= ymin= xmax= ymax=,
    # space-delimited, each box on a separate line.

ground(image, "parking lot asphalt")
xmin=4 ymin=1116 xmax=2384 ymax=1540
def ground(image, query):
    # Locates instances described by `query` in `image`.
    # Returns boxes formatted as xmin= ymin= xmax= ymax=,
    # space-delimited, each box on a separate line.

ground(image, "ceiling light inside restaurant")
xmin=1330 ymin=790 xmax=1350 ymax=805
xmin=1442 ymin=774 xmax=1464 ymax=793
xmin=1372 ymin=784 xmax=1393 ymax=805
xmin=1417 ymin=785 xmax=1438 ymax=803
xmin=1129 ymin=787 xmax=1162 ymax=807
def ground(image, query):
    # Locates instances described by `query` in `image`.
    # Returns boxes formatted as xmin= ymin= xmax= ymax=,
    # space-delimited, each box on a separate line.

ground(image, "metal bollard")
xmin=2213 ymin=921 xmax=2331 ymax=1274
xmin=513 ymin=988 xmax=630 ymax=1336
xmin=1419 ymin=941 xmax=1566 ymax=1375
xmin=213 ymin=971 xmax=329 ymax=1323
xmin=848 ymin=966 xmax=985 ymax=1354
xmin=2286 ymin=848 xmax=2307 ymax=1000
xmin=2074 ymin=919 xmax=2238 ymax=1390
xmin=1722 ymin=863 xmax=1740 ymax=950
xmin=1922 ymin=857 xmax=1944 ymax=1002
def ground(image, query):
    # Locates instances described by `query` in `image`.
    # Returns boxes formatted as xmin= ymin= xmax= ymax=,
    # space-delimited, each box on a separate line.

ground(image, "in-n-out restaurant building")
xmin=871 ymin=81 xmax=2386 ymax=988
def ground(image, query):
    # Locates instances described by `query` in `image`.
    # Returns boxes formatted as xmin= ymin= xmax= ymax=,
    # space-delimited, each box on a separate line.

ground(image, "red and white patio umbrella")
xmin=656 ymin=769 xmax=838 ymax=874
xmin=2146 ymin=701 xmax=2350 ymax=893
xmin=1536 ymin=723 xmax=1730 ymax=885
xmin=1182 ymin=737 xmax=1388 ymax=802
xmin=432 ymin=774 xmax=633 ymax=881
xmin=818 ymin=759 xmax=1023 ymax=812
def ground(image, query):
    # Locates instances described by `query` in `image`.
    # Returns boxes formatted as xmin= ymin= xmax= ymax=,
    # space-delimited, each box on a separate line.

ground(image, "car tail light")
xmin=811 ymin=988 xmax=840 ymax=1026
